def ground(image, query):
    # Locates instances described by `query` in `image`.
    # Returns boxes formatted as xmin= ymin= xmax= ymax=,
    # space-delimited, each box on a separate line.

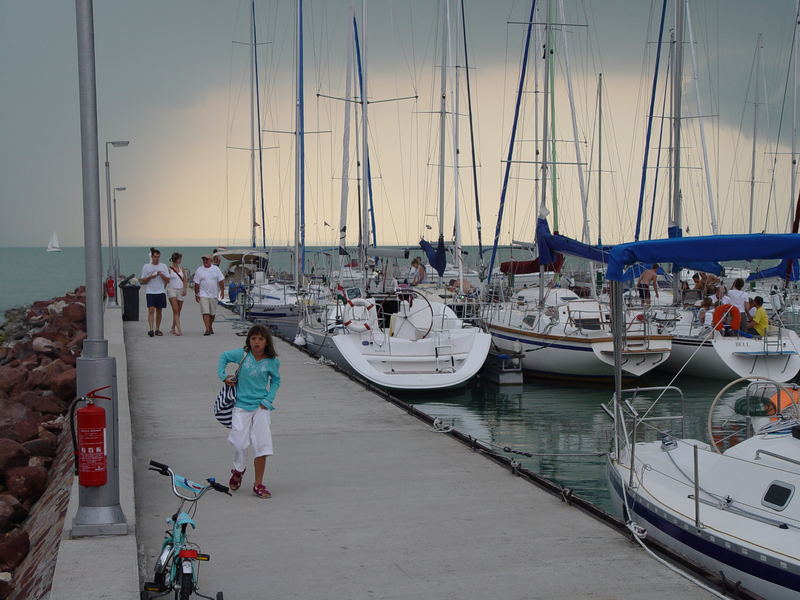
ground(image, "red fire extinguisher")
xmin=72 ymin=386 xmax=111 ymax=487
xmin=105 ymin=276 xmax=116 ymax=298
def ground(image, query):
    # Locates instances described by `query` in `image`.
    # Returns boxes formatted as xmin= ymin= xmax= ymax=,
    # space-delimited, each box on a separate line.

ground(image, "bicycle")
xmin=142 ymin=460 xmax=231 ymax=600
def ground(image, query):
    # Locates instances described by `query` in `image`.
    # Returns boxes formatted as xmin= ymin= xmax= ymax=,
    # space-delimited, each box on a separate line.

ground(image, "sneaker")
xmin=253 ymin=483 xmax=272 ymax=499
xmin=229 ymin=468 xmax=245 ymax=491
xmin=148 ymin=330 xmax=155 ymax=337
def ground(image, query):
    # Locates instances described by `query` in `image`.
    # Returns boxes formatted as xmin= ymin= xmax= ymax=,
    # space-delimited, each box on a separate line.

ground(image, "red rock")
xmin=31 ymin=337 xmax=58 ymax=355
xmin=5 ymin=466 xmax=48 ymax=504
xmin=25 ymin=368 xmax=48 ymax=389
xmin=0 ymin=414 xmax=42 ymax=444
xmin=43 ymin=359 xmax=67 ymax=380
xmin=50 ymin=368 xmax=76 ymax=401
xmin=39 ymin=419 xmax=64 ymax=434
xmin=67 ymin=331 xmax=87 ymax=350
xmin=57 ymin=352 xmax=76 ymax=367
xmin=0 ymin=579 xmax=9 ymax=599
xmin=0 ymin=529 xmax=29 ymax=571
xmin=21 ymin=438 xmax=55 ymax=458
xmin=12 ymin=390 xmax=66 ymax=415
xmin=0 ymin=440 xmax=29 ymax=473
xmin=63 ymin=302 xmax=86 ymax=323
xmin=0 ymin=495 xmax=27 ymax=523
xmin=46 ymin=301 xmax=67 ymax=317
xmin=0 ymin=501 xmax=14 ymax=534
xmin=0 ymin=367 xmax=25 ymax=394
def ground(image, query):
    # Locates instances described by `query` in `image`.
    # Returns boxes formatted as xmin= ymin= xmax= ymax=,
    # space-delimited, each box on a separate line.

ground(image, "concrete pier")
xmin=54 ymin=298 xmax=718 ymax=599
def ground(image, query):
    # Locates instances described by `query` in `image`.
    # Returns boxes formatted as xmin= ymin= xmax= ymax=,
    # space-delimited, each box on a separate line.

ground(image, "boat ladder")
xmin=434 ymin=344 xmax=456 ymax=373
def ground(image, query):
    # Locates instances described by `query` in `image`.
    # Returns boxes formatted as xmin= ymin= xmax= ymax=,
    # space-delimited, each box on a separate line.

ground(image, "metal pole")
xmin=104 ymin=142 xmax=117 ymax=306
xmin=74 ymin=0 xmax=127 ymax=537
xmin=694 ymin=444 xmax=701 ymax=528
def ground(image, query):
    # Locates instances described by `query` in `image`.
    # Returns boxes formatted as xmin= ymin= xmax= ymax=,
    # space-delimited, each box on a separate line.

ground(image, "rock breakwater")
xmin=0 ymin=288 xmax=86 ymax=599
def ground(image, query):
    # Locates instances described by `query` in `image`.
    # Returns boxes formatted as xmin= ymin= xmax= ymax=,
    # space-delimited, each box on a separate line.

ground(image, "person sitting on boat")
xmin=711 ymin=285 xmax=730 ymax=306
xmin=726 ymin=278 xmax=749 ymax=330
xmin=698 ymin=297 xmax=714 ymax=327
xmin=746 ymin=296 xmax=769 ymax=337
xmin=410 ymin=257 xmax=427 ymax=286
xmin=636 ymin=264 xmax=659 ymax=306
xmin=447 ymin=278 xmax=474 ymax=295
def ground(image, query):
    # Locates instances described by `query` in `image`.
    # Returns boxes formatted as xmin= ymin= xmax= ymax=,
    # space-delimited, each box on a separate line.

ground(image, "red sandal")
xmin=253 ymin=483 xmax=272 ymax=499
xmin=229 ymin=468 xmax=245 ymax=491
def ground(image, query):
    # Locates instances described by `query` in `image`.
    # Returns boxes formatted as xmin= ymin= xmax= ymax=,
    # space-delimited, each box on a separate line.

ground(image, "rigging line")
xmin=460 ymin=0 xmax=483 ymax=260
xmin=635 ymin=0 xmax=668 ymax=242
xmin=251 ymin=0 xmax=267 ymax=248
xmin=487 ymin=0 xmax=537 ymax=287
xmin=648 ymin=54 xmax=671 ymax=241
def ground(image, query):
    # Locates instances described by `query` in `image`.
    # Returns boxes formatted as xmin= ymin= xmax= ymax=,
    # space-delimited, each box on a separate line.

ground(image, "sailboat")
xmin=604 ymin=232 xmax=800 ymax=600
xmin=46 ymin=231 xmax=62 ymax=253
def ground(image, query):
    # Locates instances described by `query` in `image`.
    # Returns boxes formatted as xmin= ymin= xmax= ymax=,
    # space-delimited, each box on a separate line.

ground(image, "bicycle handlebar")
xmin=148 ymin=459 xmax=231 ymax=499
xmin=206 ymin=478 xmax=232 ymax=496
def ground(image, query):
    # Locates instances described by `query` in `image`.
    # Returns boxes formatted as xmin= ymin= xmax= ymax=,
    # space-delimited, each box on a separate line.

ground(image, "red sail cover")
xmin=500 ymin=253 xmax=564 ymax=274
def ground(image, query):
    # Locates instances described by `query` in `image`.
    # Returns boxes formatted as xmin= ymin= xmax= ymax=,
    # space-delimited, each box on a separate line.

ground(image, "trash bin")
xmin=120 ymin=283 xmax=141 ymax=321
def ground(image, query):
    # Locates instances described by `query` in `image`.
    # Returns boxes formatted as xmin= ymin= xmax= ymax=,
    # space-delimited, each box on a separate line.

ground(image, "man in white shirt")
xmin=193 ymin=254 xmax=225 ymax=336
xmin=140 ymin=248 xmax=170 ymax=337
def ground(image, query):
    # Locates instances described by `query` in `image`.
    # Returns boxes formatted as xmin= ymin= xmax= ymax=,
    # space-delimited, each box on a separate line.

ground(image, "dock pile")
xmin=0 ymin=289 xmax=85 ymax=599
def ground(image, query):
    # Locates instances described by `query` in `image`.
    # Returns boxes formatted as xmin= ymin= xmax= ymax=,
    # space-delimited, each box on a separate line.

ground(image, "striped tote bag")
xmin=213 ymin=383 xmax=237 ymax=428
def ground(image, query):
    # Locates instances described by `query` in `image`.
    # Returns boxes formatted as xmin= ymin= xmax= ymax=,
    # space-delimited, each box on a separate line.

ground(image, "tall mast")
xmin=294 ymin=0 xmax=305 ymax=287
xmin=669 ymin=0 xmax=685 ymax=238
xmin=792 ymin=2 xmax=800 ymax=230
xmin=437 ymin=0 xmax=448 ymax=240
xmin=249 ymin=0 xmax=256 ymax=248
xmin=338 ymin=20 xmax=355 ymax=261
xmin=447 ymin=0 xmax=464 ymax=288
xmin=597 ymin=73 xmax=603 ymax=246
xmin=686 ymin=2 xmax=717 ymax=234
xmin=359 ymin=0 xmax=369 ymax=282
xmin=749 ymin=34 xmax=763 ymax=234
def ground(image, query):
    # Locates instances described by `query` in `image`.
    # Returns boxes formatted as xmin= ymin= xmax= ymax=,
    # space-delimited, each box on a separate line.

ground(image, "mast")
xmin=792 ymin=2 xmax=800 ymax=230
xmin=486 ymin=0 xmax=536 ymax=287
xmin=460 ymin=0 xmax=483 ymax=261
xmin=338 ymin=20 xmax=355 ymax=262
xmin=749 ymin=34 xmax=763 ymax=234
xmin=437 ymin=0 xmax=448 ymax=241
xmin=669 ymin=0 xmax=685 ymax=299
xmin=294 ymin=0 xmax=305 ymax=287
xmin=249 ymin=0 xmax=257 ymax=248
xmin=597 ymin=73 xmax=603 ymax=246
xmin=447 ymin=0 xmax=464 ymax=289
xmin=686 ymin=2 xmax=717 ymax=235
xmin=359 ymin=0 xmax=369 ymax=284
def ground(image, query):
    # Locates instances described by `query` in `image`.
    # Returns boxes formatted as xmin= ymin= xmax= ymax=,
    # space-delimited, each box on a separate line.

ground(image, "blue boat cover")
xmin=746 ymin=258 xmax=800 ymax=282
xmin=606 ymin=234 xmax=800 ymax=281
xmin=419 ymin=236 xmax=447 ymax=277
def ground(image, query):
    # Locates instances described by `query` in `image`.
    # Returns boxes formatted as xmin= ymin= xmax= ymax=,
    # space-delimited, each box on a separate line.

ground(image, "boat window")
xmin=522 ymin=315 xmax=536 ymax=328
xmin=762 ymin=481 xmax=795 ymax=511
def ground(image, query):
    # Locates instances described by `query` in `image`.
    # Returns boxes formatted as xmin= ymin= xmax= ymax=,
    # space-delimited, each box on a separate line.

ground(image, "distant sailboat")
xmin=46 ymin=231 xmax=62 ymax=253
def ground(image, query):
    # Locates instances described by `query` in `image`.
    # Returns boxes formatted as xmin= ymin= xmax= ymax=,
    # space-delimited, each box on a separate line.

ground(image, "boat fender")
xmin=342 ymin=298 xmax=375 ymax=333
xmin=712 ymin=303 xmax=740 ymax=331
xmin=765 ymin=387 xmax=800 ymax=417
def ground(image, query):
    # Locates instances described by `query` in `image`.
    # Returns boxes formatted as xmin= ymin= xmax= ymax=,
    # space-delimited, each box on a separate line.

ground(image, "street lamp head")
xmin=109 ymin=140 xmax=130 ymax=147
xmin=115 ymin=186 xmax=127 ymax=192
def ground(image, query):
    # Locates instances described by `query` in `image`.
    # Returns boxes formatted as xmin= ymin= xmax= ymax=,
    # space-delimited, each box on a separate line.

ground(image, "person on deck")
xmin=193 ymin=254 xmax=225 ymax=336
xmin=410 ymin=257 xmax=427 ymax=286
xmin=636 ymin=264 xmax=659 ymax=306
xmin=140 ymin=248 xmax=170 ymax=337
xmin=166 ymin=252 xmax=188 ymax=336
xmin=746 ymin=296 xmax=769 ymax=337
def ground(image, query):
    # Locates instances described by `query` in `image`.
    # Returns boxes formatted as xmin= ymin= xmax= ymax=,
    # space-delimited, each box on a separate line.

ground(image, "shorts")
xmin=146 ymin=293 xmax=167 ymax=309
xmin=228 ymin=407 xmax=273 ymax=471
xmin=637 ymin=284 xmax=650 ymax=300
xmin=166 ymin=288 xmax=184 ymax=300
xmin=199 ymin=296 xmax=217 ymax=315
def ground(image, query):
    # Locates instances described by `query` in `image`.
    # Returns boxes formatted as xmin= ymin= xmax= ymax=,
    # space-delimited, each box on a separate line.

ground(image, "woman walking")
xmin=167 ymin=252 xmax=188 ymax=335
xmin=217 ymin=324 xmax=281 ymax=498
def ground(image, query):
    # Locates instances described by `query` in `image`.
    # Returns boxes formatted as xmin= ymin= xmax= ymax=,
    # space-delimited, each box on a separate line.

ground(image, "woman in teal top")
xmin=218 ymin=324 xmax=280 ymax=499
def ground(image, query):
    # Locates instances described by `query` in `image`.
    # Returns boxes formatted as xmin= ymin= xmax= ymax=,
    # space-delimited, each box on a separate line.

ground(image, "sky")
xmin=2 ymin=0 xmax=800 ymax=251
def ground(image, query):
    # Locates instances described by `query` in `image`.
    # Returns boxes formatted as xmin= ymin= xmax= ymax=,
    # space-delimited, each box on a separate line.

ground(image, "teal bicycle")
xmin=142 ymin=460 xmax=230 ymax=600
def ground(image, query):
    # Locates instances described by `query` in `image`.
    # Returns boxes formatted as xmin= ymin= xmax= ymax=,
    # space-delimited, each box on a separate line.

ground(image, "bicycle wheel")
xmin=178 ymin=571 xmax=193 ymax=600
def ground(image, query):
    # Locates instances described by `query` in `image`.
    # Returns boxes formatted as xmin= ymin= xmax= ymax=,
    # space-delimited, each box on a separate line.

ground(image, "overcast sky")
xmin=1 ymin=0 xmax=799 ymax=250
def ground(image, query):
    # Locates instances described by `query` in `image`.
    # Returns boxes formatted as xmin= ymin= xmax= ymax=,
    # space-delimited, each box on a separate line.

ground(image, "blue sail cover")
xmin=606 ymin=234 xmax=800 ymax=281
xmin=419 ymin=237 xmax=447 ymax=277
xmin=746 ymin=258 xmax=800 ymax=282
xmin=536 ymin=218 xmax=610 ymax=266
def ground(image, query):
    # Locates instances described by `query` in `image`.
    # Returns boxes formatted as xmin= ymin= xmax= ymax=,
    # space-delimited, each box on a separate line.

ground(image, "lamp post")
xmin=105 ymin=140 xmax=129 ymax=307
xmin=113 ymin=186 xmax=126 ymax=283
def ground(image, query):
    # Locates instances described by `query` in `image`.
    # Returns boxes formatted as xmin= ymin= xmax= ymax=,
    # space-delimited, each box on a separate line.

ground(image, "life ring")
xmin=342 ymin=298 xmax=375 ymax=333
xmin=712 ymin=303 xmax=741 ymax=331
xmin=764 ymin=387 xmax=800 ymax=417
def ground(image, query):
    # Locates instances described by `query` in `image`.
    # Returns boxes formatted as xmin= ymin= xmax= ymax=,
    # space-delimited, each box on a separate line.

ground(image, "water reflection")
xmin=405 ymin=373 xmax=728 ymax=512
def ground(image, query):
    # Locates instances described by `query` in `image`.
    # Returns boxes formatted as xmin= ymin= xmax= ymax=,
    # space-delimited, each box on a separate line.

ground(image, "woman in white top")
xmin=167 ymin=252 xmax=188 ymax=335
xmin=726 ymin=278 xmax=750 ymax=331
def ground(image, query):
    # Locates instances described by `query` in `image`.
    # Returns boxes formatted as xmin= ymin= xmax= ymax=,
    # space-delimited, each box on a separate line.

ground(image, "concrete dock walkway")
xmin=122 ymin=300 xmax=716 ymax=599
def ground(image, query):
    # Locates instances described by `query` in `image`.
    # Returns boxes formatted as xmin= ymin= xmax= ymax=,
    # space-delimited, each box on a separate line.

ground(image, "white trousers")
xmin=228 ymin=406 xmax=273 ymax=472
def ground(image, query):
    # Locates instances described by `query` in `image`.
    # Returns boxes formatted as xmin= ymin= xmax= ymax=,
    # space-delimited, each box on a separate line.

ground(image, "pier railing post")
xmin=73 ymin=0 xmax=127 ymax=536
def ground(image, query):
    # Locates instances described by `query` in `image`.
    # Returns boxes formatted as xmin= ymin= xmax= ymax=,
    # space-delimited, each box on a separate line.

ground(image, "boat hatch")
xmin=761 ymin=481 xmax=795 ymax=511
